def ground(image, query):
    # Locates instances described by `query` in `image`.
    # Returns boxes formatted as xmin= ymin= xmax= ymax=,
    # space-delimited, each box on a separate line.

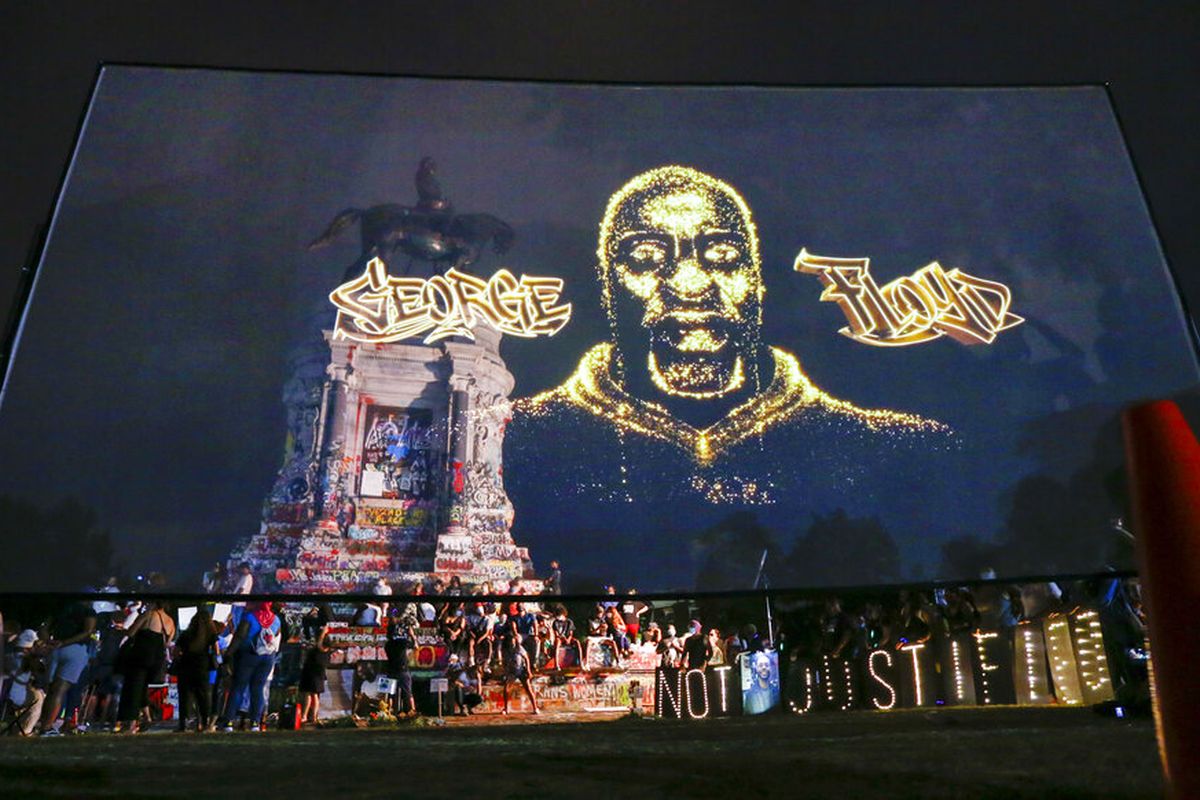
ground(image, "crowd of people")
xmin=0 ymin=569 xmax=1149 ymax=735
xmin=0 ymin=594 xmax=294 ymax=735
xmin=0 ymin=566 xmax=759 ymax=733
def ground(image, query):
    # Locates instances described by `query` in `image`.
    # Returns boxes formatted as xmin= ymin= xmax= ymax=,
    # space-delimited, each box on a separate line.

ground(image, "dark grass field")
xmin=0 ymin=707 xmax=1162 ymax=799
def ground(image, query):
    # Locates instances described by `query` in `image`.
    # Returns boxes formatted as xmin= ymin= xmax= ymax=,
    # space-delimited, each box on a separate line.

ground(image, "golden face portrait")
xmin=522 ymin=165 xmax=947 ymax=470
xmin=597 ymin=166 xmax=766 ymax=399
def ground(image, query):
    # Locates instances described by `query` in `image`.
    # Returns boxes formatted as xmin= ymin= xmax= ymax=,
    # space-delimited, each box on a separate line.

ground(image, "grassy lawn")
xmin=0 ymin=707 xmax=1161 ymax=799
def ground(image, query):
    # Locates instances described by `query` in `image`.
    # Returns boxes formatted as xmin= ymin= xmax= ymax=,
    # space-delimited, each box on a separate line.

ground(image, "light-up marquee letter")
xmin=900 ymin=642 xmax=931 ymax=707
xmin=1015 ymin=622 xmax=1052 ymax=706
xmin=655 ymin=666 xmax=737 ymax=719
xmin=821 ymin=655 xmax=856 ymax=711
xmin=1070 ymin=611 xmax=1114 ymax=705
xmin=330 ymin=257 xmax=572 ymax=344
xmin=711 ymin=666 xmax=734 ymax=715
xmin=787 ymin=664 xmax=817 ymax=715
xmin=685 ymin=669 xmax=710 ymax=719
xmin=794 ymin=248 xmax=1023 ymax=347
xmin=866 ymin=650 xmax=896 ymax=710
xmin=1044 ymin=617 xmax=1084 ymax=705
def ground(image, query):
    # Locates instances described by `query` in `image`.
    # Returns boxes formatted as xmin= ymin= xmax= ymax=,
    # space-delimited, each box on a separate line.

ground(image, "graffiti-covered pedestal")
xmin=234 ymin=325 xmax=534 ymax=592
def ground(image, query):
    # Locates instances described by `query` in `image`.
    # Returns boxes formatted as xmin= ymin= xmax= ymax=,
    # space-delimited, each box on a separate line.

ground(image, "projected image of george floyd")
xmin=0 ymin=72 xmax=1197 ymax=594
xmin=516 ymin=166 xmax=948 ymax=454
xmin=504 ymin=166 xmax=958 ymax=588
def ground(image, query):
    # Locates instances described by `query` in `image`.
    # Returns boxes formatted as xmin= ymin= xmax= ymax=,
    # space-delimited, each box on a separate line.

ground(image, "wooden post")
xmin=1122 ymin=400 xmax=1200 ymax=799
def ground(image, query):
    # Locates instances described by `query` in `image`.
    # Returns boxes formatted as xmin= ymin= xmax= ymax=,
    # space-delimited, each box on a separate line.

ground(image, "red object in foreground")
xmin=1122 ymin=400 xmax=1200 ymax=799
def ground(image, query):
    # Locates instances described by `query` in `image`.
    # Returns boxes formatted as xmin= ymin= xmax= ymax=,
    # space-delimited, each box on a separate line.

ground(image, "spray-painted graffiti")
xmin=360 ymin=406 xmax=436 ymax=500
xmin=319 ymin=448 xmax=352 ymax=521
xmin=267 ymin=503 xmax=310 ymax=525
xmin=275 ymin=568 xmax=382 ymax=593
xmin=358 ymin=502 xmax=434 ymax=528
xmin=434 ymin=557 xmax=475 ymax=573
xmin=343 ymin=539 xmax=395 ymax=556
xmin=479 ymin=544 xmax=522 ymax=561
xmin=471 ymin=560 xmax=522 ymax=582
xmin=296 ymin=551 xmax=391 ymax=571
xmin=436 ymin=535 xmax=473 ymax=557
xmin=463 ymin=461 xmax=507 ymax=511
xmin=479 ymin=673 xmax=654 ymax=713
xmin=268 ymin=364 xmax=324 ymax=506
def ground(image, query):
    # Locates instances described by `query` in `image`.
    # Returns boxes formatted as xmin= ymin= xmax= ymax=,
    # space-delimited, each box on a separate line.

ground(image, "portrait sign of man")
xmin=741 ymin=650 xmax=780 ymax=715
xmin=504 ymin=166 xmax=957 ymax=587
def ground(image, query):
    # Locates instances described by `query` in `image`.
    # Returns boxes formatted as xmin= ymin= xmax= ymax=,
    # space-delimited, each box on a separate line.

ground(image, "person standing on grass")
xmin=37 ymin=600 xmax=97 ymax=735
xmin=298 ymin=618 xmax=330 ymax=724
xmin=114 ymin=601 xmax=174 ymax=734
xmin=81 ymin=614 xmax=127 ymax=730
xmin=385 ymin=610 xmax=417 ymax=715
xmin=174 ymin=609 xmax=217 ymax=731
xmin=217 ymin=601 xmax=281 ymax=732
xmin=500 ymin=628 xmax=539 ymax=715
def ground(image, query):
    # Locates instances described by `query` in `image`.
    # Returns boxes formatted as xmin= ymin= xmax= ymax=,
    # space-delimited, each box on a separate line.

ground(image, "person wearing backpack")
xmin=217 ymin=602 xmax=281 ymax=732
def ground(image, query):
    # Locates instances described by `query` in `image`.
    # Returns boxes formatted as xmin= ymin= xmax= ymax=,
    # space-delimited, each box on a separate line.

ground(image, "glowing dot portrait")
xmin=600 ymin=167 xmax=763 ymax=403
xmin=518 ymin=166 xmax=948 ymax=465
xmin=505 ymin=166 xmax=957 ymax=588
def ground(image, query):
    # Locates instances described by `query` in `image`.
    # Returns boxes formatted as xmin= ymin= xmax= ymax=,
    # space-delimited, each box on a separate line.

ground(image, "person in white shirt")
xmin=373 ymin=578 xmax=393 ymax=618
xmin=233 ymin=563 xmax=254 ymax=595
xmin=91 ymin=577 xmax=121 ymax=615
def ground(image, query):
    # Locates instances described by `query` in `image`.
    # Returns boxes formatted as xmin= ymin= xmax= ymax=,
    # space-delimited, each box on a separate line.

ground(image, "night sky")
xmin=0 ymin=67 xmax=1196 ymax=589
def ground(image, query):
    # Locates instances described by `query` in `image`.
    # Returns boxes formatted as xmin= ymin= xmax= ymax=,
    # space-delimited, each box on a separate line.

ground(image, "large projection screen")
xmin=1 ymin=67 xmax=1196 ymax=592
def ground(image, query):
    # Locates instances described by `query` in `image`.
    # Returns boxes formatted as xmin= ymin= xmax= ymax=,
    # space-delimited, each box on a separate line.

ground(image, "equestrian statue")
xmin=309 ymin=157 xmax=515 ymax=277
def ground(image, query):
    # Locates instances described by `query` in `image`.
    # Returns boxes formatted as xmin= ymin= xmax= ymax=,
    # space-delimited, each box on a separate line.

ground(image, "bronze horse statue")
xmin=308 ymin=158 xmax=514 ymax=275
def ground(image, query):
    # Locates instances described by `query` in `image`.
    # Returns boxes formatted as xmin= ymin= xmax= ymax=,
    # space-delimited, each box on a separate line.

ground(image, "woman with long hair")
xmin=298 ymin=606 xmax=331 ymax=725
xmin=115 ymin=601 xmax=175 ymax=734
xmin=174 ymin=609 xmax=217 ymax=731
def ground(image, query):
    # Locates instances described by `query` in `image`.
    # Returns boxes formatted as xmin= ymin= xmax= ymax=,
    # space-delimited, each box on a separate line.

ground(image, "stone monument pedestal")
xmin=233 ymin=325 xmax=534 ymax=593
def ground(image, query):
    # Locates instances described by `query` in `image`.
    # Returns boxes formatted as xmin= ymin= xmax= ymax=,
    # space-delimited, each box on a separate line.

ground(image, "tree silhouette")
xmin=785 ymin=509 xmax=901 ymax=587
xmin=691 ymin=511 xmax=782 ymax=591
xmin=0 ymin=496 xmax=122 ymax=591
xmin=940 ymin=405 xmax=1136 ymax=580
xmin=939 ymin=534 xmax=998 ymax=580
